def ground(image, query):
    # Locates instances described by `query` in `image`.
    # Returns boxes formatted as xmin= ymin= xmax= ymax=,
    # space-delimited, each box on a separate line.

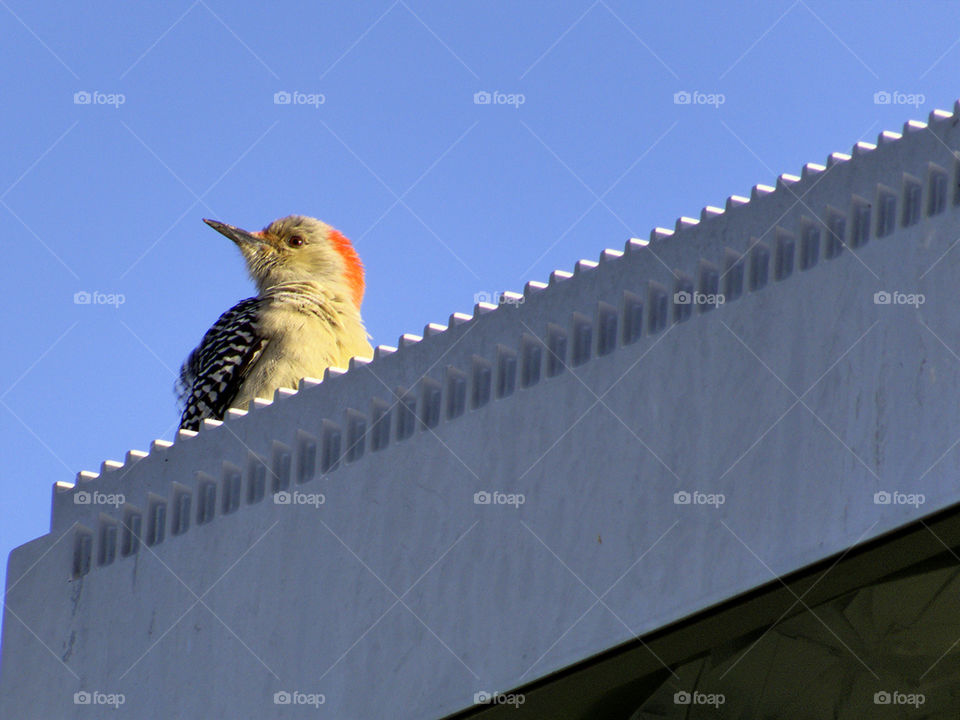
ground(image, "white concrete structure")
xmin=4 ymin=103 xmax=960 ymax=718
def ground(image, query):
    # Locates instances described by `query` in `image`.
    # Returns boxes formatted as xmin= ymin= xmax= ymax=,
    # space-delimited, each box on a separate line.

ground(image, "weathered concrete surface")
xmin=2 ymin=104 xmax=960 ymax=718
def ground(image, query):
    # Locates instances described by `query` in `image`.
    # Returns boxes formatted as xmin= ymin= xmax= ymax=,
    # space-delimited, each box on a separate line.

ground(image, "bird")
xmin=176 ymin=214 xmax=373 ymax=431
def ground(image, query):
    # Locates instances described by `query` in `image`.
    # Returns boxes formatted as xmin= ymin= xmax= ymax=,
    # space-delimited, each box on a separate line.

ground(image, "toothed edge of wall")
xmin=65 ymin=101 xmax=960 ymax=576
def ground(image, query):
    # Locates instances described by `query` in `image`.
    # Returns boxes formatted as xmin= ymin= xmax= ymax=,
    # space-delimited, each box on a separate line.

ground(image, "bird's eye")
xmin=287 ymin=235 xmax=304 ymax=247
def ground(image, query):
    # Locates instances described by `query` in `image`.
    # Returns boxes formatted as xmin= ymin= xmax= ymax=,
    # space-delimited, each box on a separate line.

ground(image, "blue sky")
xmin=1 ymin=0 xmax=957 ymax=623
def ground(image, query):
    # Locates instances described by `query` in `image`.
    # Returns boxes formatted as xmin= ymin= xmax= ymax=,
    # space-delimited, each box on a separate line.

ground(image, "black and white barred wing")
xmin=176 ymin=297 xmax=267 ymax=430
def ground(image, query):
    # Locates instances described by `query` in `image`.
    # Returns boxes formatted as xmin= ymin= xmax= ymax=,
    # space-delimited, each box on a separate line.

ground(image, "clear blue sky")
xmin=1 ymin=0 xmax=957 ymax=620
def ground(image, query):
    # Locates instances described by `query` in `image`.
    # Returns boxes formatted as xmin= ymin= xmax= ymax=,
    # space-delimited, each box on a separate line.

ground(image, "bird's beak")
xmin=203 ymin=218 xmax=266 ymax=248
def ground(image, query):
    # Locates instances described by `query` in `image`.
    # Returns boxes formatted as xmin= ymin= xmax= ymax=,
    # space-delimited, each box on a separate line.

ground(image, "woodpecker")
xmin=176 ymin=215 xmax=373 ymax=431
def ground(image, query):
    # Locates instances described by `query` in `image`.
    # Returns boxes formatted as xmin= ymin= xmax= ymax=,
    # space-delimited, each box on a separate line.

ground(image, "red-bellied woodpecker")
xmin=176 ymin=215 xmax=373 ymax=431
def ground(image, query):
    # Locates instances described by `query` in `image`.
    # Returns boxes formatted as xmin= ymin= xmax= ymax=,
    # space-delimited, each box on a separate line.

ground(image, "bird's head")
xmin=203 ymin=215 xmax=365 ymax=307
